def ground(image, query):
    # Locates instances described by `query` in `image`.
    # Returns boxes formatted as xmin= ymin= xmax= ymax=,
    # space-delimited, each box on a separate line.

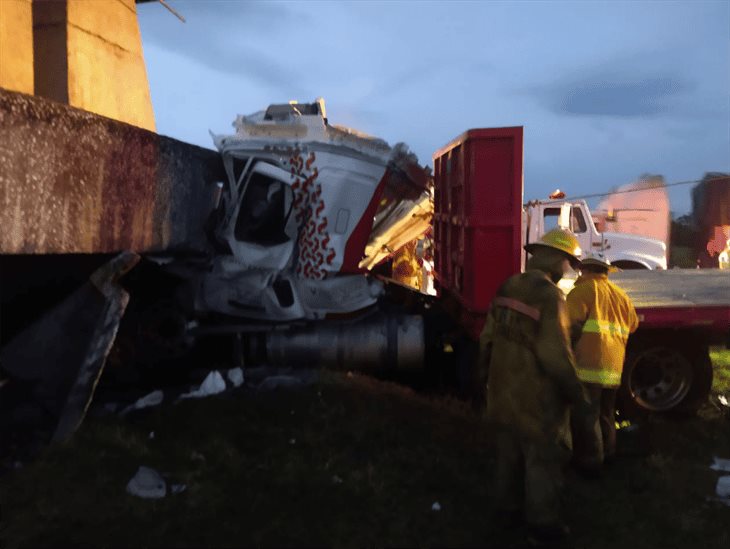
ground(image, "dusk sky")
xmin=137 ymin=0 xmax=730 ymax=214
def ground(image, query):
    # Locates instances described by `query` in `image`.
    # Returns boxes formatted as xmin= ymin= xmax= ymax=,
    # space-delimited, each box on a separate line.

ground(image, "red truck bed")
xmin=432 ymin=127 xmax=523 ymax=328
xmin=611 ymin=269 xmax=730 ymax=338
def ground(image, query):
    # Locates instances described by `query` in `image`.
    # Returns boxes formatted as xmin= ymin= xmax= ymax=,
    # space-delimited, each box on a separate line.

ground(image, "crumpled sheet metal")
xmin=0 ymin=88 xmax=224 ymax=254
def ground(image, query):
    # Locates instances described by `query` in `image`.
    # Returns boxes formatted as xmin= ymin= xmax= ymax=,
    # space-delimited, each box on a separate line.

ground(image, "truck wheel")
xmin=618 ymin=340 xmax=713 ymax=419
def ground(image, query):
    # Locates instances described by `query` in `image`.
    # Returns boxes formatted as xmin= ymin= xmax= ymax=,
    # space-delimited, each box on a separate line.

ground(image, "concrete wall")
xmin=0 ymin=0 xmax=34 ymax=94
xmin=0 ymin=88 xmax=224 ymax=254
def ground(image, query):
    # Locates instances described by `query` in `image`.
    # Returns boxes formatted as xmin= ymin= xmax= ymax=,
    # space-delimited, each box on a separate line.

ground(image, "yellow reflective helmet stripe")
xmin=582 ymin=318 xmax=631 ymax=338
xmin=575 ymin=368 xmax=622 ymax=386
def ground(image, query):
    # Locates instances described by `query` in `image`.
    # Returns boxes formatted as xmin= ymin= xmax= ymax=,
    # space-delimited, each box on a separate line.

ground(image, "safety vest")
xmin=566 ymin=273 xmax=639 ymax=387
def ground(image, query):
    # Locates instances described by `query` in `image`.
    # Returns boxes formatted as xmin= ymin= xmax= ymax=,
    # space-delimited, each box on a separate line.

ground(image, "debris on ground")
xmin=332 ymin=475 xmax=343 ymax=484
xmin=226 ymin=367 xmax=244 ymax=388
xmin=179 ymin=371 xmax=226 ymax=400
xmin=431 ymin=502 xmax=442 ymax=511
xmin=709 ymin=457 xmax=730 ymax=472
xmin=126 ymin=466 xmax=167 ymax=499
xmin=120 ymin=390 xmax=164 ymax=417
xmin=714 ymin=476 xmax=730 ymax=506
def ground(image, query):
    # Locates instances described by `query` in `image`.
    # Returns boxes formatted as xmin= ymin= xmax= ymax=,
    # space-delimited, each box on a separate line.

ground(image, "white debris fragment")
xmin=180 ymin=371 xmax=226 ymax=400
xmin=431 ymin=502 xmax=441 ymax=511
xmin=332 ymin=475 xmax=343 ymax=484
xmin=716 ymin=476 xmax=730 ymax=506
xmin=226 ymin=367 xmax=244 ymax=388
xmin=170 ymin=484 xmax=187 ymax=495
xmin=120 ymin=390 xmax=164 ymax=416
xmin=289 ymin=438 xmax=296 ymax=445
xmin=719 ymin=395 xmax=729 ymax=407
xmin=148 ymin=431 xmax=155 ymax=440
xmin=126 ymin=466 xmax=167 ymax=499
xmin=710 ymin=457 xmax=730 ymax=473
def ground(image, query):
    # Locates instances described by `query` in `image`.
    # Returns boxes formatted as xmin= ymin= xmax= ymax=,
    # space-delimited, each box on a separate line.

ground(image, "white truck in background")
xmin=524 ymin=197 xmax=667 ymax=270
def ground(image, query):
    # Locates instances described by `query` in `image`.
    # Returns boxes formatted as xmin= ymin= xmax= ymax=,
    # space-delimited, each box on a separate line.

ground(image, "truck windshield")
xmin=234 ymin=172 xmax=291 ymax=245
xmin=543 ymin=206 xmax=587 ymax=233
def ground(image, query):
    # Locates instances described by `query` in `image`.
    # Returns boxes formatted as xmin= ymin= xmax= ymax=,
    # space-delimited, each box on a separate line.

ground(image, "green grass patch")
xmin=711 ymin=347 xmax=730 ymax=395
xmin=2 ymin=371 xmax=730 ymax=548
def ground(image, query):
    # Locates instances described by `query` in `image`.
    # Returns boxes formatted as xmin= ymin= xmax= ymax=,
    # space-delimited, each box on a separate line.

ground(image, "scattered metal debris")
xmin=0 ymin=252 xmax=140 ymax=443
xmin=710 ymin=457 xmax=730 ymax=473
xmin=715 ymin=476 xmax=730 ymax=506
xmin=431 ymin=502 xmax=441 ymax=512
xmin=126 ymin=466 xmax=167 ymax=499
xmin=179 ymin=370 xmax=226 ymax=400
xmin=120 ymin=390 xmax=164 ymax=417
xmin=226 ymin=367 xmax=244 ymax=388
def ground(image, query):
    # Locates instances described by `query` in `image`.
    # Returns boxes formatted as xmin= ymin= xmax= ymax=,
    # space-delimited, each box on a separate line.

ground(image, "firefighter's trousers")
xmin=570 ymin=383 xmax=617 ymax=468
xmin=494 ymin=428 xmax=570 ymax=526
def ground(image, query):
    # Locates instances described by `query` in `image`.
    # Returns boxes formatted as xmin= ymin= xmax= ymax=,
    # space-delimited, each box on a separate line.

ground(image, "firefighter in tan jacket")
xmin=479 ymin=228 xmax=589 ymax=546
xmin=567 ymin=253 xmax=639 ymax=471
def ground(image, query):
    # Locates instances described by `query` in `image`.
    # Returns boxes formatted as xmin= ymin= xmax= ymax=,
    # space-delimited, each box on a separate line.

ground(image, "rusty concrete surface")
xmin=0 ymin=87 xmax=224 ymax=254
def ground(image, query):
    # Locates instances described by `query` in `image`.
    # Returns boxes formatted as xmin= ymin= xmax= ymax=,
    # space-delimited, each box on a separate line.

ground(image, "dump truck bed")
xmin=610 ymin=269 xmax=730 ymax=335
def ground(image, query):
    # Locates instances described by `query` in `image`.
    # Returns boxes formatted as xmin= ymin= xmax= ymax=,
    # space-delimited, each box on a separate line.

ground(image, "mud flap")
xmin=0 ymin=252 xmax=139 ymax=443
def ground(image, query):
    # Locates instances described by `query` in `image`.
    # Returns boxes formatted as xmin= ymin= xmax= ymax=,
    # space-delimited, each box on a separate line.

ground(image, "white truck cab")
xmin=523 ymin=198 xmax=667 ymax=270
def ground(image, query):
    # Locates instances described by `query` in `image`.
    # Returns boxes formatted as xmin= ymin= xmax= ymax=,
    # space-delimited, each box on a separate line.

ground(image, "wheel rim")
xmin=628 ymin=347 xmax=693 ymax=411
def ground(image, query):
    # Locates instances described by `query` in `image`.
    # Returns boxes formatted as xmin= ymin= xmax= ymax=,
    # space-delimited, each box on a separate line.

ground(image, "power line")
xmin=561 ymin=174 xmax=729 ymax=202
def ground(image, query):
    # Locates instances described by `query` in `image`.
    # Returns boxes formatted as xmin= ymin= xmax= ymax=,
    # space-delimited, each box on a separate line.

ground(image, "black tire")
xmin=617 ymin=338 xmax=713 ymax=419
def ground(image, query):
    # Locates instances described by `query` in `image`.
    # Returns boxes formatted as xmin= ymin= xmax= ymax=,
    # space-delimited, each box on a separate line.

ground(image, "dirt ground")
xmin=1 ymin=352 xmax=729 ymax=548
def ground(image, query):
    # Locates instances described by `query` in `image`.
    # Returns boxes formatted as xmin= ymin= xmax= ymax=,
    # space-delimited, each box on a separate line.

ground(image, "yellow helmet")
xmin=524 ymin=228 xmax=582 ymax=266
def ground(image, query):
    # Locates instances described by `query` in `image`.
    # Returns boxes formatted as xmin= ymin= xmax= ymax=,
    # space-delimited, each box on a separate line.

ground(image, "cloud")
xmin=535 ymin=69 xmax=691 ymax=118
xmin=138 ymin=1 xmax=311 ymax=95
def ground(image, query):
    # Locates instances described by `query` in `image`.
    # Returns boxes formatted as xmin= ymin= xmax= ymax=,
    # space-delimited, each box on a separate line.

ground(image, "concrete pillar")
xmin=30 ymin=0 xmax=155 ymax=131
xmin=32 ymin=0 xmax=68 ymax=103
xmin=0 ymin=0 xmax=35 ymax=94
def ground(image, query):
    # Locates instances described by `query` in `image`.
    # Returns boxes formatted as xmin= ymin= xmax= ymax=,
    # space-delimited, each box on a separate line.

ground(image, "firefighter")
xmin=719 ymin=239 xmax=730 ymax=270
xmin=567 ymin=252 xmax=639 ymax=473
xmin=479 ymin=228 xmax=589 ymax=546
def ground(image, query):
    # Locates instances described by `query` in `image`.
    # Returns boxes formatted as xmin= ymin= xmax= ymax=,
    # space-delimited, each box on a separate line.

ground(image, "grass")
xmin=1 ymin=355 xmax=730 ymax=548
xmin=710 ymin=347 xmax=730 ymax=395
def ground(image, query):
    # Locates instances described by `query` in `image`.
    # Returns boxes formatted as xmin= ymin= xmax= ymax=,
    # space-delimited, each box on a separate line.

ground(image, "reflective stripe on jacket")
xmin=566 ymin=273 xmax=639 ymax=387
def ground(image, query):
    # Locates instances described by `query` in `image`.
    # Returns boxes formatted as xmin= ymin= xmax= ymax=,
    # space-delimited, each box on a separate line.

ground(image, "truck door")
xmin=540 ymin=202 xmax=571 ymax=233
xmin=568 ymin=205 xmax=592 ymax=256
xmin=539 ymin=202 xmax=594 ymax=260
